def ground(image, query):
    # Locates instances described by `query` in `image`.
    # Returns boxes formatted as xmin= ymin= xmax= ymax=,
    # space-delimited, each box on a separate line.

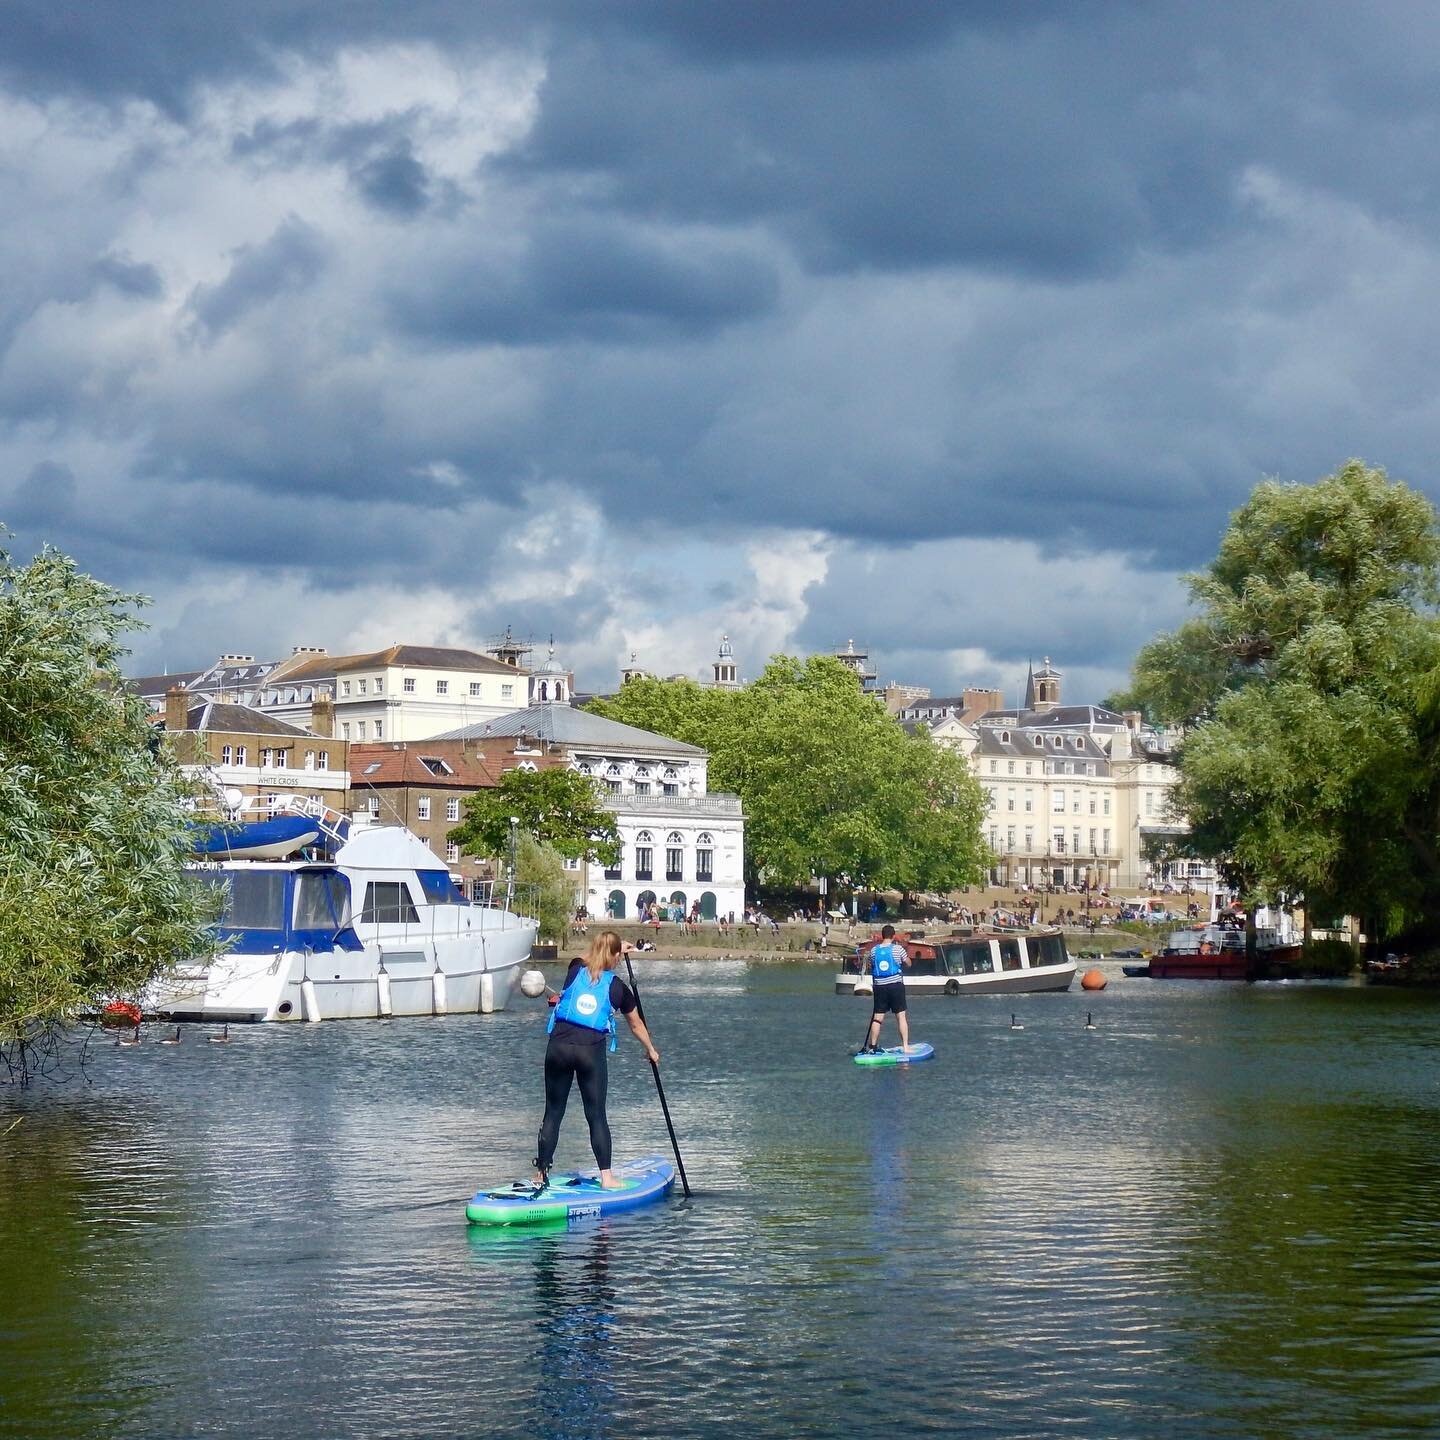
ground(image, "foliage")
xmin=0 ymin=542 xmax=216 ymax=1073
xmin=1126 ymin=460 xmax=1440 ymax=932
xmin=514 ymin=833 xmax=576 ymax=946
xmin=591 ymin=655 xmax=991 ymax=893
xmin=448 ymin=765 xmax=621 ymax=867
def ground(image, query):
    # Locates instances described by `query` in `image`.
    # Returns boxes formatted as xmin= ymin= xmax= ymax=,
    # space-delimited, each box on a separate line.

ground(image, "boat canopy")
xmin=191 ymin=865 xmax=363 ymax=954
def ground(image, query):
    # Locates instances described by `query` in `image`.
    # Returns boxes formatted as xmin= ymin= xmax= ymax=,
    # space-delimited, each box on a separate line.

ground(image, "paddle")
xmin=621 ymin=950 xmax=692 ymax=1198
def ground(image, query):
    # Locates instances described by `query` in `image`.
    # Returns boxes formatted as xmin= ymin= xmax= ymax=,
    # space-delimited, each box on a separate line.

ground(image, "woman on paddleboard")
xmin=535 ymin=930 xmax=660 ymax=1190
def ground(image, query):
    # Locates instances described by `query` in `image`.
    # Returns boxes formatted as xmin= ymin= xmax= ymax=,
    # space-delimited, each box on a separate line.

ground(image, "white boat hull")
xmin=835 ymin=963 xmax=1076 ymax=997
xmin=149 ymin=914 xmax=536 ymax=1022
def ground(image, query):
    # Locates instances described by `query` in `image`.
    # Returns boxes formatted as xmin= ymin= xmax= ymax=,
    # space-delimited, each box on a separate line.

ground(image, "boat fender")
xmin=301 ymin=978 xmax=322 ymax=1023
xmin=432 ymin=968 xmax=448 ymax=1016
xmin=479 ymin=971 xmax=496 ymax=1015
xmin=376 ymin=968 xmax=392 ymax=1018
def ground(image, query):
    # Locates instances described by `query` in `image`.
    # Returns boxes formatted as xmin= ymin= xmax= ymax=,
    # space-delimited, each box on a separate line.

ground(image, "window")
xmin=606 ymin=780 xmax=621 ymax=794
xmin=285 ymin=689 xmax=296 ymax=704
xmin=1033 ymin=735 xmax=1044 ymax=747
xmin=665 ymin=833 xmax=684 ymax=881
xmin=374 ymin=678 xmax=384 ymax=694
xmin=577 ymin=762 xmax=592 ymax=775
xmin=274 ymin=749 xmax=287 ymax=769
xmin=1103 ymin=796 xmax=1111 ymax=815
xmin=1053 ymin=789 xmax=1065 ymax=813
xmin=1052 ymin=828 xmax=1066 ymax=853
xmin=989 ymin=760 xmax=997 ymax=774
xmin=1088 ymin=795 xmax=1096 ymax=815
xmin=403 ymin=677 xmax=416 ymax=693
xmin=502 ymin=683 xmax=514 ymax=699
xmin=634 ymin=782 xmax=650 ymax=796
xmin=635 ymin=831 xmax=654 ymax=879
xmin=446 ymin=841 xmax=460 ymax=863
xmin=1103 ymin=828 xmax=1111 ymax=852
xmin=420 ymin=757 xmax=454 ymax=776
xmin=1087 ymin=763 xmax=1096 ymax=777
xmin=696 ymin=834 xmax=714 ymax=882
xmin=1024 ymin=791 xmax=1033 ymax=813
xmin=193 ymin=870 xmax=287 ymax=930
xmin=436 ymin=680 xmax=449 ymax=695
xmin=663 ymin=783 xmax=679 ymax=796
xmin=341 ymin=723 xmax=351 ymax=740
xmin=316 ymin=752 xmax=328 ymax=771
xmin=997 ymin=938 xmax=1023 ymax=972
xmin=304 ymin=750 xmax=315 ymax=770
xmin=1145 ymin=791 xmax=1154 ymax=815
xmin=1052 ymin=736 xmax=1062 ymax=749
xmin=1006 ymin=826 xmax=1015 ymax=850
xmin=1024 ymin=827 xmax=1033 ymax=851
xmin=1007 ymin=760 xmax=1015 ymax=775
xmin=1071 ymin=793 xmax=1080 ymax=813
xmin=1025 ymin=762 xmax=1033 ymax=775
xmin=295 ymin=872 xmax=349 ymax=931
xmin=341 ymin=680 xmax=351 ymax=697
xmin=470 ymin=682 xmax=482 ymax=696
xmin=417 ymin=797 xmax=431 ymax=820
xmin=364 ymin=762 xmax=381 ymax=775
xmin=1029 ymin=933 xmax=1069 ymax=969
xmin=221 ymin=744 xmax=233 ymax=765
xmin=1089 ymin=828 xmax=1097 ymax=853
xmin=358 ymin=679 xmax=368 ymax=695
xmin=357 ymin=722 xmax=367 ymax=739
xmin=235 ymin=745 xmax=246 ymax=766
xmin=989 ymin=826 xmax=999 ymax=848
xmin=367 ymin=795 xmax=380 ymax=814
xmin=999 ymin=731 xmax=1010 ymax=743
xmin=373 ymin=721 xmax=383 ymax=740
xmin=1073 ymin=737 xmax=1083 ymax=749
xmin=360 ymin=881 xmax=418 ymax=924
xmin=1006 ymin=790 xmax=1015 ymax=812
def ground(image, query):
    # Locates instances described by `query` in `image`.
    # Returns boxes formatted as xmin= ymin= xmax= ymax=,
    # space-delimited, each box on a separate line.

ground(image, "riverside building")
xmin=902 ymin=659 xmax=1214 ymax=893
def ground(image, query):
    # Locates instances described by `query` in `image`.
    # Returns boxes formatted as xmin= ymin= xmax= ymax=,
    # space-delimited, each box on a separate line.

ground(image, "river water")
xmin=2 ymin=962 xmax=1439 ymax=1439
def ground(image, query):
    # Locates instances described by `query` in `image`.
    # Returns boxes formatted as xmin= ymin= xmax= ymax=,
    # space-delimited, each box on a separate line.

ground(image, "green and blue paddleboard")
xmin=853 ymin=1042 xmax=935 ymax=1067
xmin=466 ymin=1154 xmax=676 ymax=1226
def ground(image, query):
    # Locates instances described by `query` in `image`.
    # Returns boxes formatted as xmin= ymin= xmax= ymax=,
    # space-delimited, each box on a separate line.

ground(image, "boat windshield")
xmin=416 ymin=870 xmax=469 ymax=906
xmin=194 ymin=870 xmax=288 ymax=930
xmin=294 ymin=871 xmax=351 ymax=931
xmin=1028 ymin=933 xmax=1070 ymax=968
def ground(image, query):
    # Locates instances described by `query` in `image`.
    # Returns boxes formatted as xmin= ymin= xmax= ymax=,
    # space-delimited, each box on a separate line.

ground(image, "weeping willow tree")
xmin=0 ymin=541 xmax=214 ymax=1082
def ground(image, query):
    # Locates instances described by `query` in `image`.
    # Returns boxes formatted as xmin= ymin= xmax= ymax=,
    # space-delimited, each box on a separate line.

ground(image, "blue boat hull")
xmin=187 ymin=815 xmax=321 ymax=860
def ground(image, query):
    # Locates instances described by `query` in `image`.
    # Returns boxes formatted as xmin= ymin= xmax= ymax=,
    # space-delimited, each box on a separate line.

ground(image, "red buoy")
xmin=1080 ymin=968 xmax=1107 ymax=991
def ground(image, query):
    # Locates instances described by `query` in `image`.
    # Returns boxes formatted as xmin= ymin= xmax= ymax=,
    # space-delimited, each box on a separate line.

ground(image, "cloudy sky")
xmin=3 ymin=3 xmax=1438 ymax=704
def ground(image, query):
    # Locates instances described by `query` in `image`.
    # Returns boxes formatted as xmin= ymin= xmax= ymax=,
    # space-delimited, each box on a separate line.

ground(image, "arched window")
xmin=696 ymin=833 xmax=714 ymax=882
xmin=636 ymin=767 xmax=651 ymax=779
xmin=537 ymin=681 xmax=548 ymax=701
xmin=576 ymin=762 xmax=592 ymax=776
xmin=634 ymin=833 xmax=654 ymax=881
xmin=606 ymin=764 xmax=622 ymax=777
xmin=665 ymin=832 xmax=684 ymax=882
xmin=517 ymin=760 xmax=537 ymax=772
xmin=999 ymin=730 xmax=1010 ymax=743
xmin=636 ymin=831 xmax=654 ymax=843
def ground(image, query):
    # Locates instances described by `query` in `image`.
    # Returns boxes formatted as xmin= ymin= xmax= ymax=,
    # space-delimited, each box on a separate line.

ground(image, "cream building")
xmin=905 ymin=659 xmax=1214 ymax=893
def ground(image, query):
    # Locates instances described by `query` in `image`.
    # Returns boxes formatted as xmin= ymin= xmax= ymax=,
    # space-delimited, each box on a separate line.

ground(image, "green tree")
xmin=1127 ymin=460 xmax=1440 ymax=941
xmin=0 ymin=542 xmax=216 ymax=1075
xmin=448 ymin=766 xmax=621 ymax=867
xmin=592 ymin=655 xmax=990 ymax=894
xmin=514 ymin=833 xmax=577 ymax=946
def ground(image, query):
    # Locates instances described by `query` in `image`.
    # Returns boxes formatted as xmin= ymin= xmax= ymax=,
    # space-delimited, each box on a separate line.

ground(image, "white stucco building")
xmin=432 ymin=703 xmax=746 ymax=921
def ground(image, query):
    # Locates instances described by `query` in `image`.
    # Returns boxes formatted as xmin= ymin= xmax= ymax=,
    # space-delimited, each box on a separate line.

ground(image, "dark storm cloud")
xmin=8 ymin=1 xmax=1440 ymax=690
xmin=391 ymin=216 xmax=779 ymax=346
xmin=188 ymin=219 xmax=328 ymax=338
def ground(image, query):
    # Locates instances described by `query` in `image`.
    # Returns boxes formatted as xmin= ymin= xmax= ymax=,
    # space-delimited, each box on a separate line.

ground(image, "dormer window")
xmin=1033 ymin=735 xmax=1044 ymax=747
xmin=1052 ymin=737 xmax=1063 ymax=749
xmin=1073 ymin=737 xmax=1083 ymax=749
xmin=999 ymin=730 xmax=1010 ymax=743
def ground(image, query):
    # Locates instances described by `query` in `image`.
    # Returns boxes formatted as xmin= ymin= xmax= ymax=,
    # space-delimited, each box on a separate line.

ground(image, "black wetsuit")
xmin=535 ymin=960 xmax=638 ymax=1172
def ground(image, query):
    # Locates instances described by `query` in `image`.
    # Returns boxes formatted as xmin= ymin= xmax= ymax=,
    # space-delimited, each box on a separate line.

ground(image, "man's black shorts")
xmin=870 ymin=982 xmax=907 ymax=1014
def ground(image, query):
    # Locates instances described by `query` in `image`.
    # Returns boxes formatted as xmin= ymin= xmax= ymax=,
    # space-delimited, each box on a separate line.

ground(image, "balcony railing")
xmin=604 ymin=793 xmax=743 ymax=816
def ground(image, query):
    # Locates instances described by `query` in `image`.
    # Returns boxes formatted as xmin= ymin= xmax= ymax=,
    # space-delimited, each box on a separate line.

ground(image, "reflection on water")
xmin=2 ymin=966 xmax=1439 ymax=1437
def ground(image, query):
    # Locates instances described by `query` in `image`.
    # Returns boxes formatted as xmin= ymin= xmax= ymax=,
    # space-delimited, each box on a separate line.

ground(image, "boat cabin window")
xmin=360 ymin=881 xmax=419 ymax=924
xmin=416 ymin=870 xmax=469 ymax=906
xmin=195 ymin=870 xmax=288 ymax=930
xmin=908 ymin=949 xmax=945 ymax=977
xmin=997 ymin=938 xmax=1023 ymax=972
xmin=942 ymin=942 xmax=995 ymax=975
xmin=293 ymin=871 xmax=351 ymax=931
xmin=1028 ymin=933 xmax=1069 ymax=968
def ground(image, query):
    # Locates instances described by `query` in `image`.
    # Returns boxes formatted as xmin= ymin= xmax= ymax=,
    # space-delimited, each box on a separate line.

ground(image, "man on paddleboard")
xmin=861 ymin=924 xmax=911 ymax=1054
xmin=535 ymin=931 xmax=661 ymax=1191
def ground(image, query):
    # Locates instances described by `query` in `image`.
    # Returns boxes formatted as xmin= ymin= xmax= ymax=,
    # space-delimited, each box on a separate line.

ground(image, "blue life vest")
xmin=548 ymin=967 xmax=618 ymax=1050
xmin=870 ymin=941 xmax=905 ymax=982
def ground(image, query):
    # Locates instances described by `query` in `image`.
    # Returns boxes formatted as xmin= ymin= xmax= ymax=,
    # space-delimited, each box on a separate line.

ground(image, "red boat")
xmin=1145 ymin=923 xmax=1301 ymax=980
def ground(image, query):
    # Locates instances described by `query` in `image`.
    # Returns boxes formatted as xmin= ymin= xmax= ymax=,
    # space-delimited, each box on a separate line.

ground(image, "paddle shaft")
xmin=622 ymin=953 xmax=691 ymax=1198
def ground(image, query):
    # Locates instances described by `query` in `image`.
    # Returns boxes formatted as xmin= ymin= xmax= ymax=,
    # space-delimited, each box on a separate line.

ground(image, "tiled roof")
xmin=126 ymin=671 xmax=203 ymax=699
xmin=334 ymin=645 xmax=525 ymax=676
xmin=347 ymin=741 xmax=525 ymax=787
xmin=432 ymin=703 xmax=704 ymax=755
xmin=175 ymin=702 xmax=316 ymax=738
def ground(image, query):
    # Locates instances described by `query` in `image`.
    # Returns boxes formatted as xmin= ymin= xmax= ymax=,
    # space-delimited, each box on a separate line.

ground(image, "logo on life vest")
xmin=576 ymin=993 xmax=599 ymax=1016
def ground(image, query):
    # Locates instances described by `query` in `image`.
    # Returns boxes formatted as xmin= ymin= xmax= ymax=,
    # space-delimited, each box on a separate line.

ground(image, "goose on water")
xmin=159 ymin=1027 xmax=182 ymax=1045
xmin=209 ymin=1024 xmax=231 ymax=1045
xmin=116 ymin=1027 xmax=142 ymax=1047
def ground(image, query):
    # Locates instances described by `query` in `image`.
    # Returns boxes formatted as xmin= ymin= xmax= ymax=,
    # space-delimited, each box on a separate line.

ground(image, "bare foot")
xmin=599 ymin=1170 xmax=625 ymax=1189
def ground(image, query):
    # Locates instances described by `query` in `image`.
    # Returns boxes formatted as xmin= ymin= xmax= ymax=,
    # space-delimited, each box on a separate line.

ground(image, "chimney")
xmin=291 ymin=645 xmax=328 ymax=656
xmin=1124 ymin=710 xmax=1142 ymax=734
xmin=312 ymin=693 xmax=335 ymax=738
xmin=165 ymin=684 xmax=188 ymax=733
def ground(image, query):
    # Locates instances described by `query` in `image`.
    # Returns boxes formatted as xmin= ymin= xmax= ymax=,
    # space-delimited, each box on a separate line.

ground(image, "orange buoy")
xmin=1080 ymin=968 xmax=1107 ymax=991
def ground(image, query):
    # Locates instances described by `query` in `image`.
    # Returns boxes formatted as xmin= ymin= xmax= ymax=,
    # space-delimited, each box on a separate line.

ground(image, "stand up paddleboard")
xmin=854 ymin=1042 xmax=935 ymax=1067
xmin=466 ymin=1154 xmax=676 ymax=1227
